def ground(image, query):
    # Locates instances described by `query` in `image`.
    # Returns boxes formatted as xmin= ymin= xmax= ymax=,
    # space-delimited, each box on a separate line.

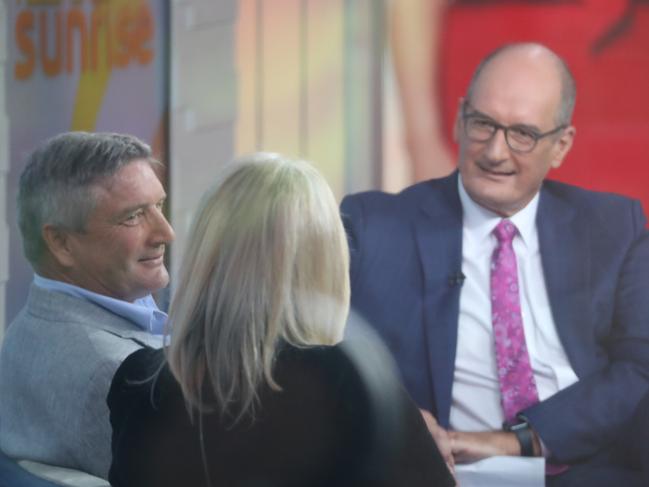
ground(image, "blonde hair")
xmin=166 ymin=153 xmax=350 ymax=424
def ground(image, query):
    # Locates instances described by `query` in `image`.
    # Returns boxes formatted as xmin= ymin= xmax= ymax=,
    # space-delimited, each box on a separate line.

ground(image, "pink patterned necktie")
xmin=491 ymin=219 xmax=539 ymax=423
xmin=491 ymin=220 xmax=568 ymax=475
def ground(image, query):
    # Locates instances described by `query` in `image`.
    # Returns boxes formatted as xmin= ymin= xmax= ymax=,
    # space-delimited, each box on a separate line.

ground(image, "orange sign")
xmin=14 ymin=0 xmax=154 ymax=80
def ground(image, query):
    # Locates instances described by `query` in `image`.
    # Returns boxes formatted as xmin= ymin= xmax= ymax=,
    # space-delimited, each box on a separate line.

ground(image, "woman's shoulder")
xmin=111 ymin=347 xmax=166 ymax=389
xmin=275 ymin=343 xmax=360 ymax=384
xmin=107 ymin=347 xmax=175 ymax=417
xmin=273 ymin=343 xmax=373 ymax=421
xmin=122 ymin=346 xmax=164 ymax=373
xmin=277 ymin=342 xmax=350 ymax=366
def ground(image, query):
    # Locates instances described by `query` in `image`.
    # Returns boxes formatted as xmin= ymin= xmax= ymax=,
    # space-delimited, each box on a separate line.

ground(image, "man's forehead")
xmin=93 ymin=160 xmax=158 ymax=189
xmin=470 ymin=55 xmax=562 ymax=123
xmin=91 ymin=161 xmax=165 ymax=210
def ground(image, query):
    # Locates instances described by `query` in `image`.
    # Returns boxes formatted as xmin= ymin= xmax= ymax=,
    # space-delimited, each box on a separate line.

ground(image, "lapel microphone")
xmin=448 ymin=271 xmax=466 ymax=287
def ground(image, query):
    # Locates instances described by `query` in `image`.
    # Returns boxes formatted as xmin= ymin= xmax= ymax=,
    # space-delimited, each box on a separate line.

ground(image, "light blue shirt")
xmin=33 ymin=275 xmax=168 ymax=335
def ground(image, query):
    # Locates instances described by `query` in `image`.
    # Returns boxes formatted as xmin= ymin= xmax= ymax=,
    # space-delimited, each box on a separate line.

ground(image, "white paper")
xmin=455 ymin=456 xmax=545 ymax=487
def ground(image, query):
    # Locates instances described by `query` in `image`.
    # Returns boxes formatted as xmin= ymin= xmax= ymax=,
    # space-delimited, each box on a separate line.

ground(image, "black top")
xmin=108 ymin=344 xmax=455 ymax=487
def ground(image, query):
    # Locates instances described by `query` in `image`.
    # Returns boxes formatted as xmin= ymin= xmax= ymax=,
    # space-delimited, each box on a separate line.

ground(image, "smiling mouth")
xmin=478 ymin=163 xmax=515 ymax=177
xmin=139 ymin=254 xmax=164 ymax=265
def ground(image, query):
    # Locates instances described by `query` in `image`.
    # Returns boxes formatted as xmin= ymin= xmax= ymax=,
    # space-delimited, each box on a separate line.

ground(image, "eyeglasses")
xmin=462 ymin=101 xmax=567 ymax=153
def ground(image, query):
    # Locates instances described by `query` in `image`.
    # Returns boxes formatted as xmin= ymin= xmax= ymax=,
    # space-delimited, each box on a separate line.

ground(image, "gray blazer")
xmin=0 ymin=284 xmax=162 ymax=479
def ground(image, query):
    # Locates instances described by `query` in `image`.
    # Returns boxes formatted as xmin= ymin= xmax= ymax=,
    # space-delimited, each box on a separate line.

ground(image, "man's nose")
xmin=484 ymin=127 xmax=510 ymax=162
xmin=150 ymin=208 xmax=175 ymax=244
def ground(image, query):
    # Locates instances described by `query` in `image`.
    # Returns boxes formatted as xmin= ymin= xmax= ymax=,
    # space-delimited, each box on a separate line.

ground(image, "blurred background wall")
xmin=0 ymin=0 xmax=385 ymax=331
xmin=2 ymin=0 xmax=648 ymax=334
xmin=167 ymin=0 xmax=237 ymax=297
xmin=2 ymin=0 xmax=172 ymax=329
xmin=0 ymin=0 xmax=8 ymax=339
xmin=385 ymin=0 xmax=649 ymax=202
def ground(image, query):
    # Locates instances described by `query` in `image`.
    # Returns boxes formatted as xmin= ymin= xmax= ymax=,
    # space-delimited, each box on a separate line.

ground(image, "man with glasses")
xmin=342 ymin=43 xmax=649 ymax=485
xmin=462 ymin=101 xmax=567 ymax=154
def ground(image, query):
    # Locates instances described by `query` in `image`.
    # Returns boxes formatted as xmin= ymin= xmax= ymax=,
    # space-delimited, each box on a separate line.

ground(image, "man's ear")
xmin=453 ymin=97 xmax=465 ymax=143
xmin=42 ymin=224 xmax=76 ymax=268
xmin=550 ymin=125 xmax=576 ymax=169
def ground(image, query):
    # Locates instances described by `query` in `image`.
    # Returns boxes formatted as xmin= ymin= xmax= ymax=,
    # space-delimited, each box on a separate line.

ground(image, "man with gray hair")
xmin=0 ymin=132 xmax=174 ymax=478
xmin=343 ymin=43 xmax=649 ymax=485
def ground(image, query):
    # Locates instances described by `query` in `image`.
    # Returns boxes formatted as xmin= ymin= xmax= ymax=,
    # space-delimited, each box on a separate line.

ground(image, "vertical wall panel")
xmin=0 ymin=0 xmax=9 ymax=339
xmin=235 ymin=0 xmax=381 ymax=199
xmin=234 ymin=0 xmax=258 ymax=151
xmin=343 ymin=0 xmax=384 ymax=194
xmin=260 ymin=0 xmax=301 ymax=157
xmin=304 ymin=0 xmax=345 ymax=195
xmin=169 ymin=0 xmax=237 ymax=284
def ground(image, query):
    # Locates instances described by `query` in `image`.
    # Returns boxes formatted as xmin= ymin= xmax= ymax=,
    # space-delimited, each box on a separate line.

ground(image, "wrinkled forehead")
xmin=95 ymin=159 xmax=160 ymax=188
xmin=90 ymin=160 xmax=164 ymax=209
xmin=470 ymin=51 xmax=563 ymax=125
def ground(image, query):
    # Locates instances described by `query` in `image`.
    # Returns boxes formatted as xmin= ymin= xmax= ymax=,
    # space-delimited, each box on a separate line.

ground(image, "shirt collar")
xmin=458 ymin=175 xmax=539 ymax=248
xmin=33 ymin=274 xmax=168 ymax=335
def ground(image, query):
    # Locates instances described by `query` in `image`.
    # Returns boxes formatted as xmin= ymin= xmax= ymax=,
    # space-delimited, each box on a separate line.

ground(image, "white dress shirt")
xmin=449 ymin=178 xmax=579 ymax=432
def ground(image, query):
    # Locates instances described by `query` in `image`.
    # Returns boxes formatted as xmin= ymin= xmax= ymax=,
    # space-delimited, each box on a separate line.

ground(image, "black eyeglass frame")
xmin=461 ymin=101 xmax=567 ymax=153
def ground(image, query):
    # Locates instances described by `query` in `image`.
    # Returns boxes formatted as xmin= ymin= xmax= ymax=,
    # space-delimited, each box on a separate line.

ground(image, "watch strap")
xmin=503 ymin=418 xmax=535 ymax=457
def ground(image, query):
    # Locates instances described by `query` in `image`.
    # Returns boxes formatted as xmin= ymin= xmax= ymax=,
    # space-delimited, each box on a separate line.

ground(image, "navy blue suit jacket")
xmin=341 ymin=172 xmax=649 ymax=463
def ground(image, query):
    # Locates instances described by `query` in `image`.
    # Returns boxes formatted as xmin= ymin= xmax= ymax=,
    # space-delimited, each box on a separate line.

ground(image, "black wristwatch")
xmin=503 ymin=416 xmax=535 ymax=457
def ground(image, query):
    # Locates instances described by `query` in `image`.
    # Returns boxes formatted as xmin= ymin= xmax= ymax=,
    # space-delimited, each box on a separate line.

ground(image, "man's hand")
xmin=419 ymin=409 xmax=455 ymax=473
xmin=449 ymin=430 xmax=522 ymax=464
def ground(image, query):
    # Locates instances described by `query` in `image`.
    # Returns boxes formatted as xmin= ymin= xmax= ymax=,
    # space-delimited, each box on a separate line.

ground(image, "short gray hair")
xmin=167 ymin=153 xmax=350 ymax=424
xmin=466 ymin=43 xmax=577 ymax=125
xmin=18 ymin=131 xmax=155 ymax=266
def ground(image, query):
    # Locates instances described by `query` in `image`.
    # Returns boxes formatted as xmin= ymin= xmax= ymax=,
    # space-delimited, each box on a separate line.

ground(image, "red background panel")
xmin=438 ymin=0 xmax=649 ymax=216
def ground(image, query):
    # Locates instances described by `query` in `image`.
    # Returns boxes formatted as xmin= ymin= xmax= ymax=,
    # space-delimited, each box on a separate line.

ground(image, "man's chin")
xmin=138 ymin=269 xmax=170 ymax=296
xmin=470 ymin=190 xmax=522 ymax=217
xmin=154 ymin=269 xmax=170 ymax=291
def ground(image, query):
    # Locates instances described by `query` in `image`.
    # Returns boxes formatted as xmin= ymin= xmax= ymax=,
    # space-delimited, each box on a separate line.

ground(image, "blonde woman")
xmin=107 ymin=154 xmax=454 ymax=487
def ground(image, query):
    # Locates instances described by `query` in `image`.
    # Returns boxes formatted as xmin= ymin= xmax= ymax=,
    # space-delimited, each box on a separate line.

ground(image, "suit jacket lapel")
xmin=413 ymin=179 xmax=590 ymax=422
xmin=414 ymin=173 xmax=463 ymax=426
xmin=537 ymin=185 xmax=591 ymax=376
